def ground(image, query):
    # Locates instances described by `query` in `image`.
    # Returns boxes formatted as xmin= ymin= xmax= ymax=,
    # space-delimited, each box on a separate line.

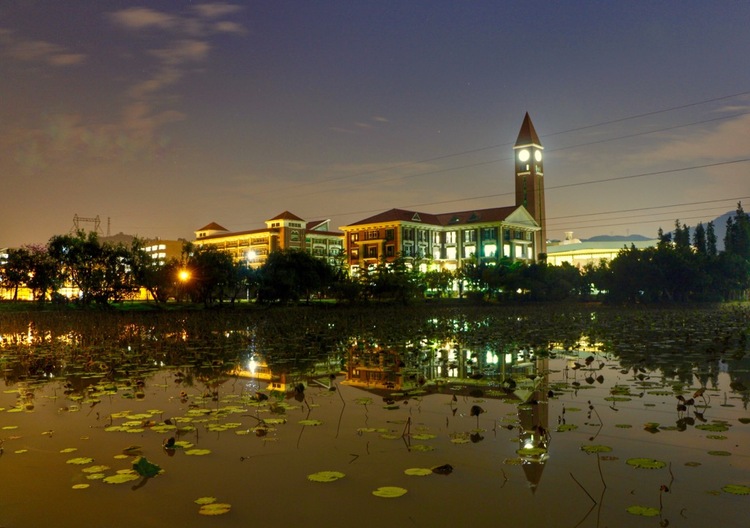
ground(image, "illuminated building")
xmin=339 ymin=114 xmax=546 ymax=274
xmin=194 ymin=211 xmax=344 ymax=268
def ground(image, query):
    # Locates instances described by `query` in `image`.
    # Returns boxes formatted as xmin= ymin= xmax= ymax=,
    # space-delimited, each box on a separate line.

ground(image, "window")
xmin=418 ymin=230 xmax=428 ymax=243
xmin=351 ymin=248 xmax=359 ymax=258
xmin=446 ymin=231 xmax=456 ymax=244
xmin=386 ymin=229 xmax=394 ymax=241
xmin=403 ymin=228 xmax=414 ymax=241
xmin=403 ymin=245 xmax=414 ymax=257
xmin=290 ymin=230 xmax=299 ymax=241
xmin=463 ymin=230 xmax=476 ymax=243
xmin=482 ymin=228 xmax=495 ymax=241
xmin=367 ymin=246 xmax=377 ymax=258
xmin=432 ymin=232 xmax=441 ymax=244
xmin=386 ymin=245 xmax=394 ymax=257
xmin=367 ymin=230 xmax=379 ymax=240
xmin=483 ymin=244 xmax=497 ymax=258
xmin=446 ymin=247 xmax=457 ymax=260
xmin=350 ymin=233 xmax=359 ymax=242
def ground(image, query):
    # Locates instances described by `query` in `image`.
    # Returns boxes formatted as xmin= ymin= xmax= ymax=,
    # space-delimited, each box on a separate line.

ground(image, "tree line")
xmin=2 ymin=204 xmax=748 ymax=306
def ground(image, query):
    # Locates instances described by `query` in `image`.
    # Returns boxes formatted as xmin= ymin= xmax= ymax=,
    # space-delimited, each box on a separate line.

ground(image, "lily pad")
xmin=185 ymin=449 xmax=211 ymax=456
xmin=307 ymin=471 xmax=345 ymax=483
xmin=194 ymin=497 xmax=217 ymax=505
xmin=722 ymin=484 xmax=750 ymax=495
xmin=404 ymin=468 xmax=433 ymax=476
xmin=696 ymin=423 xmax=730 ymax=432
xmin=626 ymin=505 xmax=660 ymax=517
xmin=103 ymin=472 xmax=140 ymax=484
xmin=198 ymin=503 xmax=231 ymax=516
xmin=298 ymin=419 xmax=323 ymax=426
xmin=556 ymin=424 xmax=578 ymax=432
xmin=581 ymin=445 xmax=612 ymax=454
xmin=626 ymin=458 xmax=666 ymax=469
xmin=708 ymin=450 xmax=732 ymax=456
xmin=72 ymin=484 xmax=90 ymax=490
xmin=66 ymin=457 xmax=94 ymax=465
xmin=133 ymin=456 xmax=162 ymax=478
xmin=372 ymin=486 xmax=408 ymax=498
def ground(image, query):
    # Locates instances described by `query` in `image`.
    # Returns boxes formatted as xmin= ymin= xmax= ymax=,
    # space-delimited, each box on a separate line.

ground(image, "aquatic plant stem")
xmin=570 ymin=472 xmax=597 ymax=504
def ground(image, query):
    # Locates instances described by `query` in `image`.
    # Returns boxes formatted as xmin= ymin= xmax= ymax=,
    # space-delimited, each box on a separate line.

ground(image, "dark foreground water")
xmin=0 ymin=305 xmax=748 ymax=527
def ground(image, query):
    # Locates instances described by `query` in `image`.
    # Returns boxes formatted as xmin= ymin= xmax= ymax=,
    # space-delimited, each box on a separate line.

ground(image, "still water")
xmin=0 ymin=305 xmax=748 ymax=527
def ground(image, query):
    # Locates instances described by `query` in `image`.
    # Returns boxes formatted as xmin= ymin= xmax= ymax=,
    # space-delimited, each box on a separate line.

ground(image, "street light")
xmin=178 ymin=269 xmax=191 ymax=282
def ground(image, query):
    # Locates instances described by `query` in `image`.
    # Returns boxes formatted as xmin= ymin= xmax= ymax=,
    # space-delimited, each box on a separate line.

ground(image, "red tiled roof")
xmin=346 ymin=206 xmax=518 ymax=228
xmin=268 ymin=211 xmax=305 ymax=222
xmin=197 ymin=222 xmax=229 ymax=232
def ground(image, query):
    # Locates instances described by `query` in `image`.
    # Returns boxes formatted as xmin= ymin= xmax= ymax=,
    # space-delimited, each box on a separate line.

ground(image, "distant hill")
xmin=580 ymin=211 xmax=735 ymax=250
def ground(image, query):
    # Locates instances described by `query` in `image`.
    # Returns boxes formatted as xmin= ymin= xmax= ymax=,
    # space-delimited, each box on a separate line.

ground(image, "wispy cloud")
xmin=1 ymin=5 xmax=245 ymax=171
xmin=0 ymin=29 xmax=86 ymax=66
xmin=644 ymin=112 xmax=750 ymax=163
xmin=331 ymin=116 xmax=390 ymax=134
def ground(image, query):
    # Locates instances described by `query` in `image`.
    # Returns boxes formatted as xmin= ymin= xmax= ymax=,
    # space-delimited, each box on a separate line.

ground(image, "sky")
xmin=1 ymin=1 xmax=749 ymax=248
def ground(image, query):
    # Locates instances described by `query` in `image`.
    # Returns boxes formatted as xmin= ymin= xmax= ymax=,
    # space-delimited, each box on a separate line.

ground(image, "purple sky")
xmin=2 ymin=1 xmax=749 ymax=247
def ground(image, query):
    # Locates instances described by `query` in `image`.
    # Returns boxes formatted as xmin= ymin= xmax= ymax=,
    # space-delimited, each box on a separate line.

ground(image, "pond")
xmin=0 ymin=304 xmax=749 ymax=527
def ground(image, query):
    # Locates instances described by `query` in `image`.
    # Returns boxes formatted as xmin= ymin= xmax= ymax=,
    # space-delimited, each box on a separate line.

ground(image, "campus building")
xmin=193 ymin=211 xmax=344 ymax=268
xmin=339 ymin=114 xmax=546 ymax=274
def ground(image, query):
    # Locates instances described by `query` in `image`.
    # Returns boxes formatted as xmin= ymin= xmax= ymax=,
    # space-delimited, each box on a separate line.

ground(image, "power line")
xmin=548 ymin=196 xmax=749 ymax=221
xmin=245 ymin=90 xmax=750 ymax=198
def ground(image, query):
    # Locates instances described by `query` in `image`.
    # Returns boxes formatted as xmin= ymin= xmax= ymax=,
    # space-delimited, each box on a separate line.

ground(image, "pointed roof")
xmin=515 ymin=112 xmax=542 ymax=148
xmin=197 ymin=222 xmax=228 ymax=232
xmin=268 ymin=211 xmax=305 ymax=222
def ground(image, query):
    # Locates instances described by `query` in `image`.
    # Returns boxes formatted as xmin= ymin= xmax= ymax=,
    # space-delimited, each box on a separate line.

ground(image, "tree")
xmin=693 ymin=222 xmax=707 ymax=255
xmin=183 ymin=244 xmax=237 ymax=306
xmin=1 ymin=247 xmax=31 ymax=300
xmin=256 ymin=249 xmax=335 ymax=304
xmin=47 ymin=231 xmax=137 ymax=305
xmin=706 ymin=221 xmax=718 ymax=257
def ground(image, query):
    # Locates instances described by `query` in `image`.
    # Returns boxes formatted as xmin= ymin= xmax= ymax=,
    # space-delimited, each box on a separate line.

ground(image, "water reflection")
xmin=1 ymin=306 xmax=749 ymax=527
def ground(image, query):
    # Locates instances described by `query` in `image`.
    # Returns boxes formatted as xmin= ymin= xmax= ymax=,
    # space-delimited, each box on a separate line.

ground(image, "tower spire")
xmin=515 ymin=112 xmax=541 ymax=147
xmin=513 ymin=113 xmax=546 ymax=257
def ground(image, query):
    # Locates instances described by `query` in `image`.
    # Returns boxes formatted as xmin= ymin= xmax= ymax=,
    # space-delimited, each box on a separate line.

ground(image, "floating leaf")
xmin=198 ymin=503 xmax=231 ymax=516
xmin=626 ymin=505 xmax=660 ymax=517
xmin=66 ymin=457 xmax=94 ymax=465
xmin=59 ymin=448 xmax=78 ymax=453
xmin=410 ymin=444 xmax=435 ymax=452
xmin=581 ymin=445 xmax=612 ymax=454
xmin=517 ymin=446 xmax=548 ymax=457
xmin=71 ymin=484 xmax=89 ymax=490
xmin=133 ymin=456 xmax=162 ymax=478
xmin=372 ymin=486 xmax=407 ymax=498
xmin=684 ymin=461 xmax=702 ymax=467
xmin=82 ymin=465 xmax=110 ymax=473
xmin=194 ymin=497 xmax=217 ymax=505
xmin=556 ymin=424 xmax=577 ymax=432
xmin=298 ymin=419 xmax=323 ymax=426
xmin=696 ymin=423 xmax=730 ymax=432
xmin=722 ymin=484 xmax=750 ymax=495
xmin=307 ymin=471 xmax=345 ymax=483
xmin=404 ymin=468 xmax=433 ymax=476
xmin=185 ymin=449 xmax=211 ymax=456
xmin=412 ymin=433 xmax=436 ymax=440
xmin=626 ymin=458 xmax=666 ymax=469
xmin=708 ymin=450 xmax=732 ymax=456
xmin=103 ymin=472 xmax=139 ymax=484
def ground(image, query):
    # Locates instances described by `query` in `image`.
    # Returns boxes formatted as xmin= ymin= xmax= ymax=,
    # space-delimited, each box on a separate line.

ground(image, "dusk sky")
xmin=2 ymin=1 xmax=749 ymax=248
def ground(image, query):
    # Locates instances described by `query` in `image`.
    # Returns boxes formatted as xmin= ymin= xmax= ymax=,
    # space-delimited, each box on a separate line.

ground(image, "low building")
xmin=194 ymin=211 xmax=344 ymax=268
xmin=546 ymin=232 xmax=658 ymax=267
xmin=339 ymin=205 xmax=540 ymax=274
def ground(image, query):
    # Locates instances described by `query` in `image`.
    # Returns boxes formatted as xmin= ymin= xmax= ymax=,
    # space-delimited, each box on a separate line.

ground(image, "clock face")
xmin=518 ymin=149 xmax=530 ymax=162
xmin=534 ymin=150 xmax=542 ymax=162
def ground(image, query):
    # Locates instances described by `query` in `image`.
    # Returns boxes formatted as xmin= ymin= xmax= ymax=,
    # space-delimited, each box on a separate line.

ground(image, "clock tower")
xmin=514 ymin=113 xmax=546 ymax=256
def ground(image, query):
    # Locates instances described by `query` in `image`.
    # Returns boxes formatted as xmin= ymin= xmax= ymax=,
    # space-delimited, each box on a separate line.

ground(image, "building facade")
xmin=339 ymin=114 xmax=546 ymax=273
xmin=340 ymin=206 xmax=540 ymax=274
xmin=194 ymin=211 xmax=344 ymax=268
